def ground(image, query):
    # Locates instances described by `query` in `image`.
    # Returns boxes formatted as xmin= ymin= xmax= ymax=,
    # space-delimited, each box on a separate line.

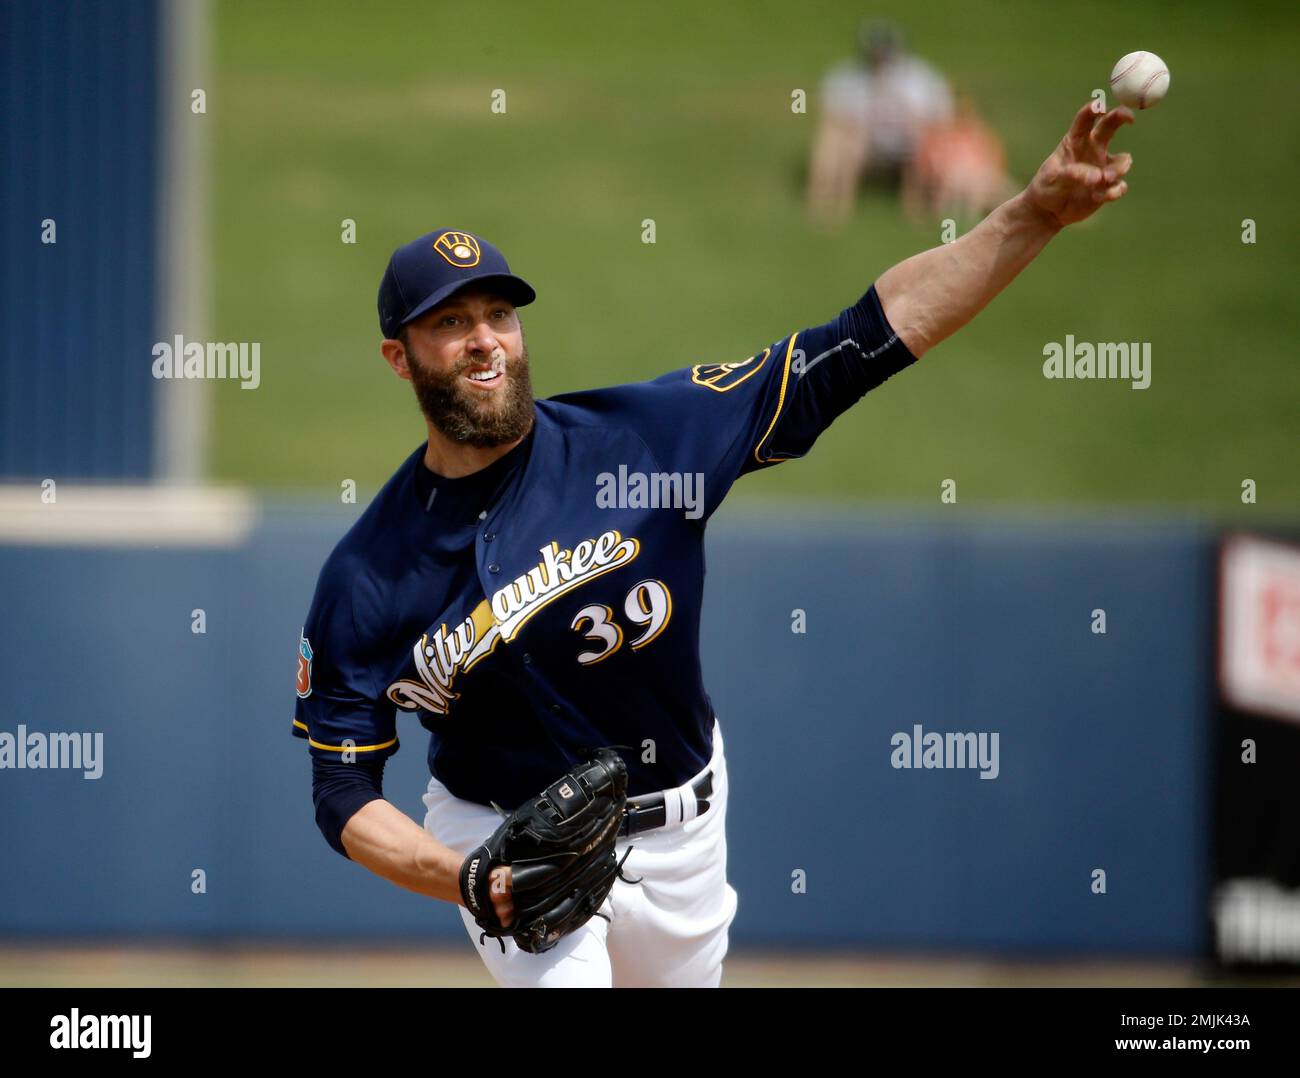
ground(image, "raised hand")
xmin=1024 ymin=102 xmax=1136 ymax=229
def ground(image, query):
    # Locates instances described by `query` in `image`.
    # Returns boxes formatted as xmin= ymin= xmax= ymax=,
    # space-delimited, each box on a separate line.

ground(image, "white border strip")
xmin=0 ymin=485 xmax=256 ymax=548
xmin=153 ymin=0 xmax=212 ymax=481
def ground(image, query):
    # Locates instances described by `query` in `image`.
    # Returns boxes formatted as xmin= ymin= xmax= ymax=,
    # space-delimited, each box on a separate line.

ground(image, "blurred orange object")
xmin=905 ymin=96 xmax=1016 ymax=221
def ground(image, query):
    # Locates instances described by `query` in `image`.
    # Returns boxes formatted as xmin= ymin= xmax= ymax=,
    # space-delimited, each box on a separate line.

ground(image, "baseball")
xmin=1109 ymin=50 xmax=1170 ymax=109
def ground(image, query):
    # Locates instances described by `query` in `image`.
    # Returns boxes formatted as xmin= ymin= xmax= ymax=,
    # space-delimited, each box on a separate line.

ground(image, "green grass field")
xmin=210 ymin=0 xmax=1299 ymax=510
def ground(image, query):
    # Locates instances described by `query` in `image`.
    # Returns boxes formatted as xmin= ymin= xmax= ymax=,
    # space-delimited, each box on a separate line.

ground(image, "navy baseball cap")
xmin=378 ymin=228 xmax=536 ymax=339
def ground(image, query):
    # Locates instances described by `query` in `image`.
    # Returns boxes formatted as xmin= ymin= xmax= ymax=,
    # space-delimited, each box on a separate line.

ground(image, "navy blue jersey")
xmin=292 ymin=284 xmax=916 ymax=808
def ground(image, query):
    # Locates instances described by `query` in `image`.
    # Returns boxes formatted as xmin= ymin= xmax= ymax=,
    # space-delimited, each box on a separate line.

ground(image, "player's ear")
xmin=380 ymin=337 xmax=413 ymax=381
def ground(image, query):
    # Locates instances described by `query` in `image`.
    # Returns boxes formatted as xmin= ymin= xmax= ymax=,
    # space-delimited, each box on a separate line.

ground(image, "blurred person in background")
xmin=903 ymin=92 xmax=1018 ymax=223
xmin=806 ymin=18 xmax=954 ymax=227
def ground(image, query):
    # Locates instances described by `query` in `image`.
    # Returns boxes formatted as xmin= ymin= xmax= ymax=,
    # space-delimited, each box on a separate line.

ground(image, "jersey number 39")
xmin=569 ymin=579 xmax=672 ymax=665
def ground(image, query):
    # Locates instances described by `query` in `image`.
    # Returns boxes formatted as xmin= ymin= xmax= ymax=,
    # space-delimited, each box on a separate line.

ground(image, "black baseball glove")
xmin=458 ymin=747 xmax=638 ymax=954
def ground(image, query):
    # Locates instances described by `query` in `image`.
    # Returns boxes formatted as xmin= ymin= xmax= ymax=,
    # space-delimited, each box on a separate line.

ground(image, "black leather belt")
xmin=620 ymin=769 xmax=714 ymax=836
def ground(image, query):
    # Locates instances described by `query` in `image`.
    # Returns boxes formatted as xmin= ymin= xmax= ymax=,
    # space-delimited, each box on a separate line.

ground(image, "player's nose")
xmin=464 ymin=320 xmax=501 ymax=354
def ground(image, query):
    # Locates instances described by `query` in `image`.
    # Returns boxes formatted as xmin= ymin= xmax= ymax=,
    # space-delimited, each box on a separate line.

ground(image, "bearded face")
xmin=403 ymin=331 xmax=536 ymax=448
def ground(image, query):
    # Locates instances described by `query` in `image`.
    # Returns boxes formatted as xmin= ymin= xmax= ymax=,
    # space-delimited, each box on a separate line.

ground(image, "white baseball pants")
xmin=421 ymin=718 xmax=739 ymax=988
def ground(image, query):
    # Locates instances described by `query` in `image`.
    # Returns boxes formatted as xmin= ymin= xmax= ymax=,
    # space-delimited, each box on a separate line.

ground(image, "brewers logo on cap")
xmin=434 ymin=231 xmax=481 ymax=268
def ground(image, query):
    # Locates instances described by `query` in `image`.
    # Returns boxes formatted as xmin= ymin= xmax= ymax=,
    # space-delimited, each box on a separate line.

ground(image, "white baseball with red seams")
xmin=1109 ymin=51 xmax=1170 ymax=110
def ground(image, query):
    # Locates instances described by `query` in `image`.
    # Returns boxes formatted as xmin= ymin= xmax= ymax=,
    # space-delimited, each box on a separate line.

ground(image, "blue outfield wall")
xmin=0 ymin=504 xmax=1214 ymax=954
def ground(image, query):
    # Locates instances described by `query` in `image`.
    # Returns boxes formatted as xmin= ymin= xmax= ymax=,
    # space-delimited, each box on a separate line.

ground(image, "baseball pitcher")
xmin=293 ymin=102 xmax=1134 ymax=987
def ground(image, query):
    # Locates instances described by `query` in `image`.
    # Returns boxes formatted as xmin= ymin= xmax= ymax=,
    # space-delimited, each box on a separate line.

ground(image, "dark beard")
xmin=407 ymin=340 xmax=535 ymax=448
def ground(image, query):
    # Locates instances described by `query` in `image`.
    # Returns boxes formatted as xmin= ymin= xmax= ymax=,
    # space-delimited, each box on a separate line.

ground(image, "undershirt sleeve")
xmin=311 ymin=752 xmax=388 ymax=860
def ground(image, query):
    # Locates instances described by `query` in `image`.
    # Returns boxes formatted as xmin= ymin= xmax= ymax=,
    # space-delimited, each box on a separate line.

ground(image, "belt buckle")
xmin=621 ymin=803 xmax=640 ymax=837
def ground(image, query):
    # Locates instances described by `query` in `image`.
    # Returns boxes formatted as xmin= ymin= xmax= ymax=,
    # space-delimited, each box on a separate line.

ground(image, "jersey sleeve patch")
xmin=292 ymin=564 xmax=400 ymax=760
xmin=296 ymin=632 xmax=314 ymax=699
